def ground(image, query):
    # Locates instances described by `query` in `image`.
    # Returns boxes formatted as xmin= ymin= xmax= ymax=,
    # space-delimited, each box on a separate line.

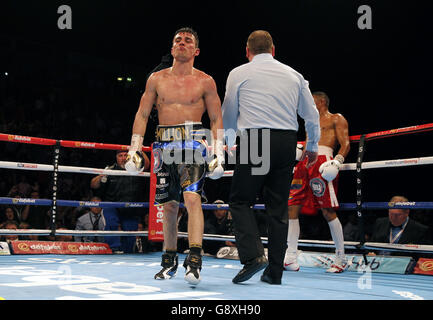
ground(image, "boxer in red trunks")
xmin=285 ymin=91 xmax=350 ymax=273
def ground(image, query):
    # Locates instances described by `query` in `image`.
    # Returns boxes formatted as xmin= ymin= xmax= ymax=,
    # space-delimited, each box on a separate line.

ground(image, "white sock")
xmin=328 ymin=218 xmax=345 ymax=256
xmin=287 ymin=219 xmax=300 ymax=254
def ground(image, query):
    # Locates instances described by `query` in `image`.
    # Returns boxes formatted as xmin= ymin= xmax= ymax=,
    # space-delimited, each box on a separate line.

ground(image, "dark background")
xmin=0 ymin=1 xmax=432 ymax=217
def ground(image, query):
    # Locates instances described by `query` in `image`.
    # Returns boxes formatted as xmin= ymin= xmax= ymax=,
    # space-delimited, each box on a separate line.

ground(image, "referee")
xmin=222 ymin=30 xmax=320 ymax=285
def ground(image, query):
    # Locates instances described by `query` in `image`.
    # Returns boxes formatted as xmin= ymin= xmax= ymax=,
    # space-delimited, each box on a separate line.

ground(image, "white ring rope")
xmin=1 ymin=155 xmax=433 ymax=177
xmin=0 ymin=161 xmax=150 ymax=177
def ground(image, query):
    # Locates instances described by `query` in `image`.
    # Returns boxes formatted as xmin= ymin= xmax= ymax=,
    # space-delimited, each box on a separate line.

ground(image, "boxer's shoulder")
xmin=332 ymin=112 xmax=348 ymax=123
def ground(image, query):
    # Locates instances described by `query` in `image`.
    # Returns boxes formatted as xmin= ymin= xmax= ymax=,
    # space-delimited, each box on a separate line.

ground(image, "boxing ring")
xmin=1 ymin=123 xmax=433 ymax=301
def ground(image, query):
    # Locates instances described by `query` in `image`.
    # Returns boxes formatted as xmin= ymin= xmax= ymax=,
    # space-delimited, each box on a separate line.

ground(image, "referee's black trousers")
xmin=229 ymin=129 xmax=297 ymax=280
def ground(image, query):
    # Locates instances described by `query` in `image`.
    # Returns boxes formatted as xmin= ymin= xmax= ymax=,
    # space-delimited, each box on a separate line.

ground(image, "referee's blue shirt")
xmin=222 ymin=53 xmax=320 ymax=152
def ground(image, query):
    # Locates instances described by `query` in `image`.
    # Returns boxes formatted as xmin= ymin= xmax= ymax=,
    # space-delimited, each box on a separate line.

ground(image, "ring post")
xmin=356 ymin=134 xmax=368 ymax=263
xmin=50 ymin=140 xmax=61 ymax=237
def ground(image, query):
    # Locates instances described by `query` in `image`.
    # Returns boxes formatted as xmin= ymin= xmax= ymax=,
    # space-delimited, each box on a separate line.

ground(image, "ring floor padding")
xmin=1 ymin=252 xmax=432 ymax=300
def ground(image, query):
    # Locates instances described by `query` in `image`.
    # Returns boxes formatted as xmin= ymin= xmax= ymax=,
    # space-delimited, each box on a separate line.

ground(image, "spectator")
xmin=0 ymin=207 xmax=20 ymax=228
xmin=8 ymin=194 xmax=26 ymax=223
xmin=18 ymin=222 xmax=39 ymax=240
xmin=7 ymin=185 xmax=19 ymax=198
xmin=343 ymin=211 xmax=375 ymax=242
xmin=55 ymin=227 xmax=74 ymax=242
xmin=1 ymin=222 xmax=19 ymax=242
xmin=133 ymin=213 xmax=161 ymax=253
xmin=370 ymin=195 xmax=431 ymax=245
xmin=21 ymin=190 xmax=47 ymax=229
xmin=90 ymin=150 xmax=150 ymax=253
xmin=74 ymin=196 xmax=106 ymax=243
xmin=15 ymin=174 xmax=33 ymax=197
xmin=203 ymin=200 xmax=235 ymax=255
xmin=133 ymin=220 xmax=146 ymax=253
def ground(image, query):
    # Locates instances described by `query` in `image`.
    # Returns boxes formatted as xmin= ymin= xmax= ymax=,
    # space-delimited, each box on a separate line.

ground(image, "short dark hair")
xmin=247 ymin=30 xmax=273 ymax=55
xmin=312 ymin=91 xmax=330 ymax=107
xmin=173 ymin=27 xmax=199 ymax=48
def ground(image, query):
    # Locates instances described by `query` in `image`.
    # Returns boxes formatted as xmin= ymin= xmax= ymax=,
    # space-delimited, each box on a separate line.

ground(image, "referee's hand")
xmin=300 ymin=150 xmax=318 ymax=168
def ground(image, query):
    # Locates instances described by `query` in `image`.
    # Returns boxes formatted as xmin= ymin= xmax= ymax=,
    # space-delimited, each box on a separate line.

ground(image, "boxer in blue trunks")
xmin=152 ymin=122 xmax=209 ymax=205
xmin=125 ymin=27 xmax=225 ymax=285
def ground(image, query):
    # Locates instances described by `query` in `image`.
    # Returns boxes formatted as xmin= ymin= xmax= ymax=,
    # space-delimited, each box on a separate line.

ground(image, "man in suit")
xmin=370 ymin=195 xmax=431 ymax=245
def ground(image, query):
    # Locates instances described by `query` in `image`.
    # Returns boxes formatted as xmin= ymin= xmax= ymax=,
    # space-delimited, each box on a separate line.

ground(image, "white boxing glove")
xmin=125 ymin=151 xmax=146 ymax=172
xmin=319 ymin=154 xmax=344 ymax=182
xmin=207 ymin=139 xmax=225 ymax=180
xmin=125 ymin=134 xmax=145 ymax=173
xmin=296 ymin=143 xmax=304 ymax=161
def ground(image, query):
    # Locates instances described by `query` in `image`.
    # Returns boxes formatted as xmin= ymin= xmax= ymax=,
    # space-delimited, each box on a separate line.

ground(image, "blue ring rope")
xmin=1 ymin=197 xmax=432 ymax=210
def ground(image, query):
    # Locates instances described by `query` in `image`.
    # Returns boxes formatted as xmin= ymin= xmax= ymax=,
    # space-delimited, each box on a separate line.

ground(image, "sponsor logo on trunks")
xmin=157 ymin=172 xmax=169 ymax=177
xmin=155 ymin=193 xmax=169 ymax=200
xmin=309 ymin=178 xmax=326 ymax=197
xmin=291 ymin=179 xmax=302 ymax=185
xmin=156 ymin=183 xmax=169 ymax=188
xmin=156 ymin=126 xmax=190 ymax=141
xmin=181 ymin=179 xmax=192 ymax=188
xmin=290 ymin=179 xmax=303 ymax=190
xmin=153 ymin=148 xmax=163 ymax=173
xmin=156 ymin=125 xmax=208 ymax=142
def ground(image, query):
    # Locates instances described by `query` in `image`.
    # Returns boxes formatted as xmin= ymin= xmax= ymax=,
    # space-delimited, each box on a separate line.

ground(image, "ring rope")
xmin=2 ymin=197 xmax=433 ymax=210
xmin=2 ymin=122 xmax=432 ymax=148
xmin=1 ymin=155 xmax=433 ymax=177
xmin=0 ymin=161 xmax=150 ymax=177
xmin=2 ymin=196 xmax=433 ymax=211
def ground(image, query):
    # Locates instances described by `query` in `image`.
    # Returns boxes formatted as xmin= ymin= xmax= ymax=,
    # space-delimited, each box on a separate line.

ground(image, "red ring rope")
xmin=1 ymin=123 xmax=432 ymax=150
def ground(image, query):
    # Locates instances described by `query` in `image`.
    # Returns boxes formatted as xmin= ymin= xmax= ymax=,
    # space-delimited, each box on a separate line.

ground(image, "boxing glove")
xmin=125 ymin=133 xmax=145 ymax=173
xmin=125 ymin=150 xmax=146 ymax=172
xmin=207 ymin=139 xmax=225 ymax=180
xmin=319 ymin=154 xmax=344 ymax=182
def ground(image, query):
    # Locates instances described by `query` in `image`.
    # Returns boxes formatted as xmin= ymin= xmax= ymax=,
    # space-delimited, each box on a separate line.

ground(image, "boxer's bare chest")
xmin=155 ymin=74 xmax=206 ymax=124
xmin=157 ymin=75 xmax=204 ymax=106
xmin=319 ymin=114 xmax=337 ymax=146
